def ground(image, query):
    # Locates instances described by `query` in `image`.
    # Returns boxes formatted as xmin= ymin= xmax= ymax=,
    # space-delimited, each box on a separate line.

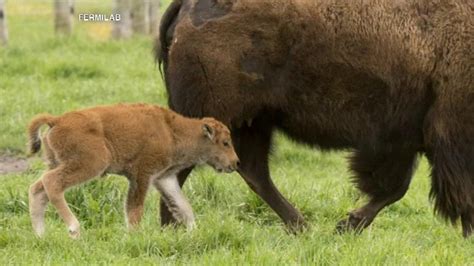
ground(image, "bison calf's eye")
xmin=223 ymin=141 xmax=230 ymax=147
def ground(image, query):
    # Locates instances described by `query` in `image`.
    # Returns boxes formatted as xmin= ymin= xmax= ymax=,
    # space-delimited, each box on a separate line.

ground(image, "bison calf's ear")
xmin=202 ymin=124 xmax=215 ymax=140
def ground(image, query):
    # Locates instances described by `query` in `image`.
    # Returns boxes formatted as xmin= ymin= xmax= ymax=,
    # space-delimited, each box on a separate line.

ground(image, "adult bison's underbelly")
xmin=272 ymin=62 xmax=427 ymax=150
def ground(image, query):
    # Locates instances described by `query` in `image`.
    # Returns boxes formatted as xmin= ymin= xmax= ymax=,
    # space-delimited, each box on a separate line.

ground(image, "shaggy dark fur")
xmin=156 ymin=0 xmax=474 ymax=237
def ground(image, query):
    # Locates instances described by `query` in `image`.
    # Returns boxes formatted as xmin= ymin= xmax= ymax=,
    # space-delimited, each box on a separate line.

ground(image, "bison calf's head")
xmin=199 ymin=118 xmax=239 ymax=173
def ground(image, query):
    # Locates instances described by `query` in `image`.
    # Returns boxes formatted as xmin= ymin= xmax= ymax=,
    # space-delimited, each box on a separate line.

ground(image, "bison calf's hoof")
xmin=335 ymin=213 xmax=371 ymax=234
xmin=68 ymin=229 xmax=80 ymax=239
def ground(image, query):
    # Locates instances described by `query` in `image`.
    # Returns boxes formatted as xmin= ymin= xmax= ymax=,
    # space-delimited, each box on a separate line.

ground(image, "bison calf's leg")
xmin=154 ymin=175 xmax=195 ymax=229
xmin=159 ymin=167 xmax=193 ymax=226
xmin=29 ymin=179 xmax=49 ymax=237
xmin=125 ymin=177 xmax=150 ymax=230
xmin=337 ymin=148 xmax=417 ymax=233
xmin=234 ymin=123 xmax=306 ymax=232
xmin=42 ymin=163 xmax=104 ymax=239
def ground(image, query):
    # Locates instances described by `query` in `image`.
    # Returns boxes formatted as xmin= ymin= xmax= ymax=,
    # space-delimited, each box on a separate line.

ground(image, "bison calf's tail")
xmin=27 ymin=114 xmax=56 ymax=155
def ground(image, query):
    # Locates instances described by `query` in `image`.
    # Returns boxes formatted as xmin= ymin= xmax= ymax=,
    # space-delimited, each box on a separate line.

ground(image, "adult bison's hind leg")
xmin=461 ymin=210 xmax=473 ymax=237
xmin=425 ymin=132 xmax=474 ymax=238
xmin=234 ymin=119 xmax=307 ymax=232
xmin=336 ymin=148 xmax=417 ymax=233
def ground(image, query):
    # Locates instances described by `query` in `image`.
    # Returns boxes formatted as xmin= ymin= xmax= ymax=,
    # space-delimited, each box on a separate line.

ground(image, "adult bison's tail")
xmin=27 ymin=114 xmax=56 ymax=155
xmin=155 ymin=0 xmax=182 ymax=75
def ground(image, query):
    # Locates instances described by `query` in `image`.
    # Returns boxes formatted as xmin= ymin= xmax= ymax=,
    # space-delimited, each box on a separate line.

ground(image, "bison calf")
xmin=27 ymin=103 xmax=239 ymax=238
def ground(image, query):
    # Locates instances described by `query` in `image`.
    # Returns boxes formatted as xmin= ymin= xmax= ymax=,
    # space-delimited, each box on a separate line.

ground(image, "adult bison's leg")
xmin=423 ymin=103 xmax=474 ymax=238
xmin=233 ymin=119 xmax=307 ymax=232
xmin=159 ymin=167 xmax=194 ymax=226
xmin=425 ymin=136 xmax=474 ymax=238
xmin=461 ymin=209 xmax=474 ymax=238
xmin=336 ymin=148 xmax=417 ymax=233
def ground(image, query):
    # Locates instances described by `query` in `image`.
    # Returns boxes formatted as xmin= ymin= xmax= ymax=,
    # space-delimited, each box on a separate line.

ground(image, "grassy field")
xmin=0 ymin=1 xmax=473 ymax=265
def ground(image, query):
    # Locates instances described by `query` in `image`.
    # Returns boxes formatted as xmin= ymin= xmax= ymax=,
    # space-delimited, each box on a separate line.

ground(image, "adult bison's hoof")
xmin=285 ymin=218 xmax=309 ymax=234
xmin=335 ymin=213 xmax=371 ymax=234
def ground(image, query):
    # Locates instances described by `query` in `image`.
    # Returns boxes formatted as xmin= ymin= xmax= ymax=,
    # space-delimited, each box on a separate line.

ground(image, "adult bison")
xmin=155 ymin=0 xmax=473 ymax=237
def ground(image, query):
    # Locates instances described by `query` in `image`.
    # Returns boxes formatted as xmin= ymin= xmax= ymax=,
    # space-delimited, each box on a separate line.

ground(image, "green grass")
xmin=0 ymin=1 xmax=473 ymax=265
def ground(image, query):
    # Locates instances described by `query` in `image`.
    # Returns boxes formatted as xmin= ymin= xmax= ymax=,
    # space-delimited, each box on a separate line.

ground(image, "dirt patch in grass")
xmin=0 ymin=155 xmax=29 ymax=175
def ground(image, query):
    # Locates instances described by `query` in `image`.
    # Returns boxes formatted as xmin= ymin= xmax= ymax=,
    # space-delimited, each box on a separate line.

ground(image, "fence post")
xmin=0 ymin=0 xmax=7 ymax=45
xmin=131 ymin=0 xmax=149 ymax=34
xmin=149 ymin=0 xmax=161 ymax=36
xmin=54 ymin=0 xmax=74 ymax=36
xmin=112 ymin=0 xmax=132 ymax=39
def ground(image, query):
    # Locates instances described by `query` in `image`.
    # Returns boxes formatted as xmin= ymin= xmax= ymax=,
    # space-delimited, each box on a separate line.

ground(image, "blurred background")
xmin=0 ymin=0 xmax=172 ymax=151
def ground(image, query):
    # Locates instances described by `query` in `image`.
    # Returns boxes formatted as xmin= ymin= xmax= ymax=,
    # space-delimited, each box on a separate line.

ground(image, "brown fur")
xmin=157 ymin=0 xmax=474 ymax=237
xmin=27 ymin=103 xmax=239 ymax=238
